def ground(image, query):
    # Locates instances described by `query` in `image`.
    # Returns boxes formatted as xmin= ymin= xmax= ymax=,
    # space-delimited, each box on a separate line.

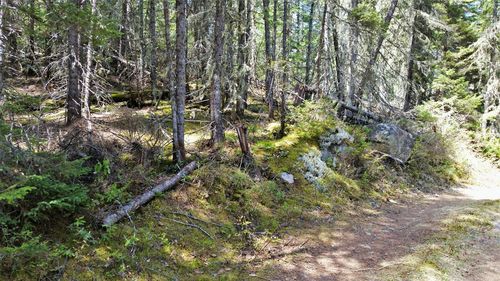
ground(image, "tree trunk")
xmin=119 ymin=0 xmax=130 ymax=58
xmin=236 ymin=0 xmax=248 ymax=117
xmin=83 ymin=0 xmax=97 ymax=131
xmin=102 ymin=161 xmax=197 ymax=226
xmin=5 ymin=0 xmax=17 ymax=69
xmin=354 ymin=0 xmax=399 ymax=105
xmin=66 ymin=0 xmax=81 ymax=125
xmin=174 ymin=0 xmax=187 ymax=162
xmin=236 ymin=125 xmax=252 ymax=164
xmin=163 ymin=0 xmax=179 ymax=162
xmin=304 ymin=1 xmax=314 ymax=85
xmin=403 ymin=15 xmax=416 ymax=112
xmin=211 ymin=0 xmax=226 ymax=143
xmin=247 ymin=0 xmax=256 ymax=83
xmin=270 ymin=0 xmax=279 ymax=118
xmin=27 ymin=0 xmax=36 ymax=76
xmin=149 ymin=0 xmax=158 ymax=104
xmin=331 ymin=0 xmax=343 ymax=101
xmin=263 ymin=0 xmax=274 ymax=118
xmin=278 ymin=0 xmax=288 ymax=138
xmin=348 ymin=0 xmax=359 ymax=106
xmin=138 ymin=0 xmax=145 ymax=88
xmin=43 ymin=0 xmax=54 ymax=81
xmin=223 ymin=0 xmax=235 ymax=108
xmin=314 ymin=2 xmax=327 ymax=96
xmin=0 ymin=0 xmax=4 ymax=107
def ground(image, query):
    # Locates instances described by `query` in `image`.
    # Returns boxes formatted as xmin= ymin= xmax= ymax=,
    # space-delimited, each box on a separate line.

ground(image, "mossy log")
xmin=102 ymin=161 xmax=197 ymax=226
xmin=110 ymin=89 xmax=170 ymax=105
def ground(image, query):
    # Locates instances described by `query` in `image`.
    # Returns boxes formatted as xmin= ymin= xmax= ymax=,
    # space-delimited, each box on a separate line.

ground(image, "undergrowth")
xmin=0 ymin=99 xmax=467 ymax=280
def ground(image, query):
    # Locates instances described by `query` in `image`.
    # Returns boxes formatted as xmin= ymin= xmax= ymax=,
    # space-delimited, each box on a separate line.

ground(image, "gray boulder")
xmin=368 ymin=123 xmax=415 ymax=163
xmin=319 ymin=128 xmax=354 ymax=167
xmin=280 ymin=172 xmax=295 ymax=184
xmin=299 ymin=151 xmax=329 ymax=190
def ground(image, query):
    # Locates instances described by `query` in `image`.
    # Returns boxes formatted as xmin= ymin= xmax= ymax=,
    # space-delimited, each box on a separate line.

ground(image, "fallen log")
xmin=102 ymin=161 xmax=197 ymax=226
xmin=338 ymin=102 xmax=382 ymax=122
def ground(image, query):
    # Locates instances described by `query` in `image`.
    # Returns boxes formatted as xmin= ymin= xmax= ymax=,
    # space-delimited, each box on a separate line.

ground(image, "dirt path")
xmin=260 ymin=145 xmax=500 ymax=281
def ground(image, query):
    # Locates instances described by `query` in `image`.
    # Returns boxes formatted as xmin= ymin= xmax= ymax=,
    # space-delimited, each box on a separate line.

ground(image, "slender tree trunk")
xmin=43 ymin=0 xmax=54 ymax=81
xmin=331 ymin=1 xmax=343 ymax=101
xmin=163 ymin=0 xmax=179 ymax=161
xmin=83 ymin=0 xmax=97 ymax=131
xmin=354 ymin=0 xmax=399 ymax=105
xmin=0 ymin=0 xmax=5 ymax=107
xmin=304 ymin=1 xmax=314 ymax=85
xmin=27 ymin=0 xmax=36 ymax=76
xmin=348 ymin=0 xmax=359 ymax=106
xmin=314 ymin=2 xmax=327 ymax=96
xmin=403 ymin=15 xmax=416 ymax=112
xmin=149 ymin=0 xmax=158 ymax=104
xmin=223 ymin=0 xmax=235 ymax=108
xmin=236 ymin=0 xmax=248 ymax=117
xmin=211 ymin=0 xmax=226 ymax=143
xmin=5 ymin=0 xmax=17 ymax=69
xmin=66 ymin=0 xmax=82 ymax=125
xmin=174 ymin=0 xmax=187 ymax=162
xmin=119 ymin=0 xmax=129 ymax=58
xmin=247 ymin=0 xmax=256 ymax=83
xmin=138 ymin=0 xmax=145 ymax=88
xmin=263 ymin=0 xmax=274 ymax=118
xmin=294 ymin=0 xmax=301 ymax=77
xmin=270 ymin=0 xmax=278 ymax=116
xmin=279 ymin=0 xmax=288 ymax=137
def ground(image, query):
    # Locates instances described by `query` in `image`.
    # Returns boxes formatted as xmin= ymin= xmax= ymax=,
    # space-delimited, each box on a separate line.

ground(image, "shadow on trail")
xmin=262 ymin=158 xmax=500 ymax=281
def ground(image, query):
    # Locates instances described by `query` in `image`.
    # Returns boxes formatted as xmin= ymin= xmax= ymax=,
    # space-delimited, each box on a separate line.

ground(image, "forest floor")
xmin=255 ymin=141 xmax=500 ymax=281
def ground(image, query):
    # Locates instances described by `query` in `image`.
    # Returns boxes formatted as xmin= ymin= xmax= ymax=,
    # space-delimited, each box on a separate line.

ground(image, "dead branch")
xmin=102 ymin=161 xmax=198 ymax=226
xmin=167 ymin=218 xmax=214 ymax=240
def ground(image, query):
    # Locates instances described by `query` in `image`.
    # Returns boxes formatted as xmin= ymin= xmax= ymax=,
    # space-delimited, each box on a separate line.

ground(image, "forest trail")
xmin=261 ymin=143 xmax=500 ymax=281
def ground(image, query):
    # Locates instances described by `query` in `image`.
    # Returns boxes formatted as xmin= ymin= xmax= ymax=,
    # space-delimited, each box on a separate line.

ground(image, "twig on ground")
xmin=167 ymin=218 xmax=214 ymax=240
xmin=171 ymin=211 xmax=223 ymax=227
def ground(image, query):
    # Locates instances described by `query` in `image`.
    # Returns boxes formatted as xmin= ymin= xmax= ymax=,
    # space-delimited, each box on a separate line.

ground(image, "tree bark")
xmin=236 ymin=125 xmax=252 ymax=164
xmin=403 ymin=14 xmax=416 ymax=112
xmin=348 ymin=0 xmax=359 ymax=106
xmin=304 ymin=1 xmax=314 ymax=85
xmin=163 ymin=0 xmax=179 ymax=162
xmin=263 ymin=0 xmax=274 ymax=118
xmin=331 ymin=1 xmax=343 ymax=101
xmin=102 ymin=161 xmax=197 ymax=226
xmin=271 ymin=0 xmax=279 ymax=118
xmin=211 ymin=0 xmax=226 ymax=143
xmin=0 ymin=0 xmax=4 ymax=107
xmin=83 ymin=0 xmax=97 ymax=131
xmin=149 ymin=0 xmax=158 ymax=104
xmin=223 ymin=0 xmax=235 ymax=108
xmin=236 ymin=0 xmax=248 ymax=117
xmin=354 ymin=0 xmax=399 ymax=106
xmin=138 ymin=0 xmax=146 ymax=88
xmin=66 ymin=0 xmax=82 ymax=125
xmin=26 ymin=0 xmax=36 ymax=76
xmin=278 ymin=0 xmax=288 ymax=138
xmin=314 ymin=2 xmax=327 ymax=96
xmin=119 ymin=0 xmax=130 ymax=58
xmin=174 ymin=0 xmax=187 ymax=162
xmin=247 ymin=0 xmax=256 ymax=83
